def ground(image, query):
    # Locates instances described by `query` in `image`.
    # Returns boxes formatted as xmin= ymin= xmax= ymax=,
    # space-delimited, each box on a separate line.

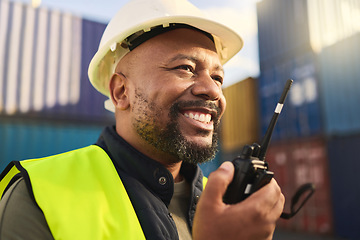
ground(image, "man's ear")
xmin=109 ymin=73 xmax=130 ymax=110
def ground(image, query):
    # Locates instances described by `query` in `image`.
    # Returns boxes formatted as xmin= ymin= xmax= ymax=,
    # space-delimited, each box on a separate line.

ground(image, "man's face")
xmin=115 ymin=28 xmax=226 ymax=164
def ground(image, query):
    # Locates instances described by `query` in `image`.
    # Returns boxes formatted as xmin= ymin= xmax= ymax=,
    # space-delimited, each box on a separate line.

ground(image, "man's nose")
xmin=191 ymin=73 xmax=223 ymax=101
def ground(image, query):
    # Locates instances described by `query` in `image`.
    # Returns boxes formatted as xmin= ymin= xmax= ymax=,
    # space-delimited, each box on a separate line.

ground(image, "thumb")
xmin=202 ymin=161 xmax=234 ymax=203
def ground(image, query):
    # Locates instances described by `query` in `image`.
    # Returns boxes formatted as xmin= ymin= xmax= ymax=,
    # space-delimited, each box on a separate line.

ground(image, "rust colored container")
xmin=266 ymin=137 xmax=333 ymax=235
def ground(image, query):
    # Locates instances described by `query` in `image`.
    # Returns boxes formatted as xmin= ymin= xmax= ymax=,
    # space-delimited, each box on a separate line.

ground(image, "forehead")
xmin=130 ymin=28 xmax=221 ymax=66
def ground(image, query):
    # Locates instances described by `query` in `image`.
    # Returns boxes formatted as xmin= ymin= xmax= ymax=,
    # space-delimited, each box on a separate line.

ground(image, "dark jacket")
xmin=96 ymin=126 xmax=205 ymax=239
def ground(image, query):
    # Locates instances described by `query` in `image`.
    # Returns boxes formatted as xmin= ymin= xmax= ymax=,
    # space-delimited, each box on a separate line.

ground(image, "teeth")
xmin=184 ymin=112 xmax=211 ymax=124
xmin=205 ymin=114 xmax=211 ymax=123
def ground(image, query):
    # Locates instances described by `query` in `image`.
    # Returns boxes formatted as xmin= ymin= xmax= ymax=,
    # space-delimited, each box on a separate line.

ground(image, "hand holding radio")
xmin=193 ymin=161 xmax=284 ymax=240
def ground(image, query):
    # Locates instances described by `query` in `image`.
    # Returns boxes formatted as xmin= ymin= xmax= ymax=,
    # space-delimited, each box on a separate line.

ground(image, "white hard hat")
xmin=88 ymin=0 xmax=243 ymax=111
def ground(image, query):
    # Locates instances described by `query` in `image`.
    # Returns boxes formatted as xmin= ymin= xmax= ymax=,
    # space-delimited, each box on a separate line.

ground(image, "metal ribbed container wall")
xmin=306 ymin=0 xmax=360 ymax=54
xmin=0 ymin=118 xmax=105 ymax=172
xmin=317 ymin=33 xmax=360 ymax=136
xmin=0 ymin=1 xmax=112 ymax=123
xmin=266 ymin=137 xmax=333 ymax=235
xmin=256 ymin=0 xmax=311 ymax=64
xmin=258 ymin=50 xmax=322 ymax=141
xmin=327 ymin=134 xmax=360 ymax=239
xmin=221 ymin=77 xmax=260 ymax=153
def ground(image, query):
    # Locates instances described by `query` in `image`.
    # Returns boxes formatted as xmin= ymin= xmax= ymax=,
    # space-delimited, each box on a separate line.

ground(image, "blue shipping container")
xmin=327 ymin=134 xmax=360 ymax=239
xmin=258 ymin=50 xmax=322 ymax=141
xmin=257 ymin=0 xmax=311 ymax=64
xmin=317 ymin=33 xmax=360 ymax=136
xmin=0 ymin=119 xmax=104 ymax=171
xmin=0 ymin=1 xmax=113 ymax=123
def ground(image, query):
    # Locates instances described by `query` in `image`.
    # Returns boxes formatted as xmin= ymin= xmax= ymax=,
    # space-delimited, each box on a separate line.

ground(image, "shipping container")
xmin=258 ymin=51 xmax=322 ymax=141
xmin=327 ymin=134 xmax=360 ymax=239
xmin=0 ymin=118 xmax=105 ymax=171
xmin=256 ymin=0 xmax=311 ymax=64
xmin=266 ymin=137 xmax=333 ymax=235
xmin=221 ymin=77 xmax=260 ymax=152
xmin=0 ymin=0 xmax=112 ymax=123
xmin=317 ymin=33 xmax=360 ymax=136
xmin=257 ymin=0 xmax=359 ymax=60
xmin=307 ymin=0 xmax=360 ymax=53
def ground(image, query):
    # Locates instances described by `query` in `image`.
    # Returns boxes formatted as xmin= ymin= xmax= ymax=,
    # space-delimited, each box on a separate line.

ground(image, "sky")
xmin=14 ymin=0 xmax=262 ymax=87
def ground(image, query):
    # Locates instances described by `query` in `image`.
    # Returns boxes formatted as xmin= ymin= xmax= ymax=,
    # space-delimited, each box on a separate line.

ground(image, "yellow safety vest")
xmin=0 ymin=145 xmax=145 ymax=240
xmin=0 ymin=145 xmax=208 ymax=239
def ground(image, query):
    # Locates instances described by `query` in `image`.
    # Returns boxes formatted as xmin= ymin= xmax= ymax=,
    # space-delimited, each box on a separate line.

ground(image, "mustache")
xmin=170 ymin=100 xmax=222 ymax=122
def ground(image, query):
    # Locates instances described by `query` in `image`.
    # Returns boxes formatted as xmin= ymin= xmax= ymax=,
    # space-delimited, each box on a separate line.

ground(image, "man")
xmin=0 ymin=0 xmax=285 ymax=239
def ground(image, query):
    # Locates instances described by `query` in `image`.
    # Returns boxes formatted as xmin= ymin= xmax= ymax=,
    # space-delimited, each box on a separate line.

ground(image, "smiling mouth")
xmin=184 ymin=112 xmax=212 ymax=124
xmin=172 ymin=100 xmax=220 ymax=127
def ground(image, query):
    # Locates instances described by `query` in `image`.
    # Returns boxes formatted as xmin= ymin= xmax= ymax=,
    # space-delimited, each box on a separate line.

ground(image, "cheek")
xmin=218 ymin=95 xmax=226 ymax=118
xmin=152 ymin=81 xmax=191 ymax=106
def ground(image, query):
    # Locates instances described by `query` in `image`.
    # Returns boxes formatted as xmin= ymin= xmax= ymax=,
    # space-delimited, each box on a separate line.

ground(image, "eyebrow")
xmin=168 ymin=54 xmax=224 ymax=73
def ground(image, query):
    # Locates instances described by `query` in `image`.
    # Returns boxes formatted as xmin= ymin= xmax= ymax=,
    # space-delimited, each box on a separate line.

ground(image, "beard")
xmin=132 ymin=90 xmax=221 ymax=165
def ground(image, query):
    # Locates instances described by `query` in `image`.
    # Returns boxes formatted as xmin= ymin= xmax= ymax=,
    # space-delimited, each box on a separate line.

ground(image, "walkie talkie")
xmin=223 ymin=79 xmax=315 ymax=219
xmin=223 ymin=79 xmax=293 ymax=204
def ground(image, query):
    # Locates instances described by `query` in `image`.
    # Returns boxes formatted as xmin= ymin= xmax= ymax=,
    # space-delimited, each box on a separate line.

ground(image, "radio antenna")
xmin=258 ymin=79 xmax=293 ymax=160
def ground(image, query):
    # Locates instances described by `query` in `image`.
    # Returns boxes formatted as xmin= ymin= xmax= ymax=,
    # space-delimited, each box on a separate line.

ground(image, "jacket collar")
xmin=96 ymin=126 xmax=203 ymax=207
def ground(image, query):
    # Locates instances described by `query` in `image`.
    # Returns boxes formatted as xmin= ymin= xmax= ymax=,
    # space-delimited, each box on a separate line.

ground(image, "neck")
xmin=164 ymin=161 xmax=183 ymax=183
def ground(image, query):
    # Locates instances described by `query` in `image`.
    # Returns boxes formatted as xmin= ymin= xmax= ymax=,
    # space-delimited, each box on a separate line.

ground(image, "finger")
xmin=273 ymin=191 xmax=285 ymax=218
xmin=270 ymin=180 xmax=285 ymax=218
xmin=269 ymin=179 xmax=285 ymax=214
xmin=247 ymin=179 xmax=285 ymax=218
xmin=250 ymin=178 xmax=279 ymax=201
xmin=201 ymin=161 xmax=234 ymax=203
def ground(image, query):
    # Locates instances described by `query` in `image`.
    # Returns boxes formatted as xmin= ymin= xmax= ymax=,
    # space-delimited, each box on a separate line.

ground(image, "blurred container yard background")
xmin=0 ymin=0 xmax=359 ymax=239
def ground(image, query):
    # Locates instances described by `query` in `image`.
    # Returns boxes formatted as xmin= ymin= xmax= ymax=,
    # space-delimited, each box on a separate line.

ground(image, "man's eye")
xmin=175 ymin=65 xmax=194 ymax=72
xmin=212 ymin=75 xmax=223 ymax=84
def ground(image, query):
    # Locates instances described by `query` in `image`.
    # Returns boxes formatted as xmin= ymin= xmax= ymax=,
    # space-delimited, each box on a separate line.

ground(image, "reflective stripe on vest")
xmin=1 ymin=145 xmax=146 ymax=240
